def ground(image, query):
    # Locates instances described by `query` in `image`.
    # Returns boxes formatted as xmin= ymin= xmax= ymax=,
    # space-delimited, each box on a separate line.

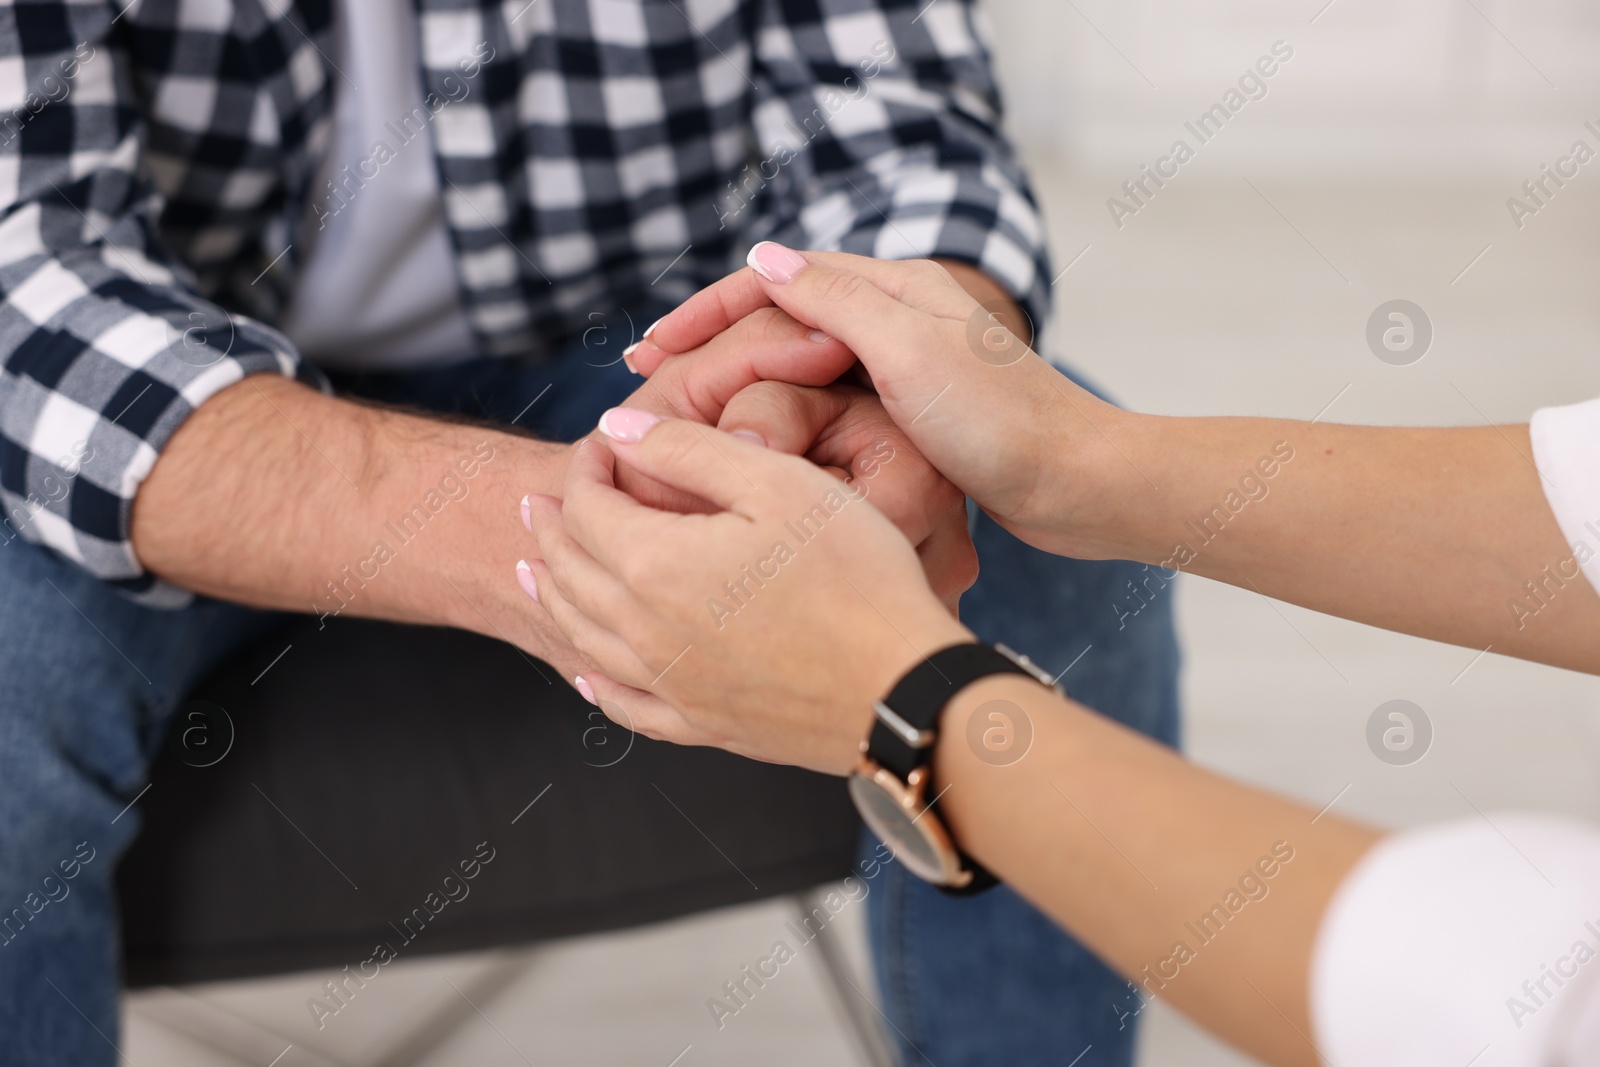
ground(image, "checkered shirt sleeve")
xmin=0 ymin=2 xmax=323 ymax=606
xmin=747 ymin=0 xmax=1053 ymax=337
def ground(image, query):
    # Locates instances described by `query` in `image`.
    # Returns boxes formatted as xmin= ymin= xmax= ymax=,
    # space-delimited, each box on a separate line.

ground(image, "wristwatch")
xmin=847 ymin=642 xmax=1061 ymax=894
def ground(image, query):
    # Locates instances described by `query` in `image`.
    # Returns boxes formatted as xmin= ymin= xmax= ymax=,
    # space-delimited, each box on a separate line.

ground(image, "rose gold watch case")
xmin=847 ymin=759 xmax=973 ymax=889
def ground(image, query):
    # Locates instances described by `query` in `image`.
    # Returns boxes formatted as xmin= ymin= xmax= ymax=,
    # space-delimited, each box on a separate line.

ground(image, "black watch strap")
xmin=868 ymin=643 xmax=1040 ymax=778
xmin=869 ymin=642 xmax=1054 ymax=896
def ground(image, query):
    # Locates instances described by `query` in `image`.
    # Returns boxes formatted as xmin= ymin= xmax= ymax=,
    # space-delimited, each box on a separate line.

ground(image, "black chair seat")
xmin=118 ymin=617 xmax=860 ymax=987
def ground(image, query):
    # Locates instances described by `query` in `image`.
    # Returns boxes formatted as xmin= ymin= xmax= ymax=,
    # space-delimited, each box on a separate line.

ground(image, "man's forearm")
xmin=131 ymin=376 xmax=566 ymax=646
xmin=1074 ymin=413 xmax=1600 ymax=672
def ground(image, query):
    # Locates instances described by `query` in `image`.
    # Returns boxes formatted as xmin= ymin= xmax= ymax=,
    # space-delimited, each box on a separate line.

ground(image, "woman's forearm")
xmin=1067 ymin=413 xmax=1600 ymax=673
xmin=932 ymin=674 xmax=1380 ymax=1067
xmin=631 ymin=249 xmax=1600 ymax=669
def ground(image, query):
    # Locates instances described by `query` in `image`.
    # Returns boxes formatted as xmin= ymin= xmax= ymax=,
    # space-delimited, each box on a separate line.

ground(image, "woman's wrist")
xmin=929 ymin=673 xmax=1081 ymax=872
xmin=862 ymin=610 xmax=975 ymax=702
xmin=1016 ymin=393 xmax=1168 ymax=561
xmin=840 ymin=607 xmax=974 ymax=760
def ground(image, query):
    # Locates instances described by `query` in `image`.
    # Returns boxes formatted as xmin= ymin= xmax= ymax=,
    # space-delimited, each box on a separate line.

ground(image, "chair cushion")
xmin=118 ymin=617 xmax=860 ymax=986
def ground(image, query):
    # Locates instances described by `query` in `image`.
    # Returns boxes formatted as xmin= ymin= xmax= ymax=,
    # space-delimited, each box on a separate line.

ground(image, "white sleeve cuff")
xmin=1530 ymin=396 xmax=1600 ymax=598
xmin=1311 ymin=816 xmax=1600 ymax=1067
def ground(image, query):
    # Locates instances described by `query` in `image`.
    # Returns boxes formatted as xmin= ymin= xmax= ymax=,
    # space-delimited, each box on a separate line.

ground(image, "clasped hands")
xmin=518 ymin=246 xmax=1113 ymax=775
xmin=581 ymin=293 xmax=979 ymax=614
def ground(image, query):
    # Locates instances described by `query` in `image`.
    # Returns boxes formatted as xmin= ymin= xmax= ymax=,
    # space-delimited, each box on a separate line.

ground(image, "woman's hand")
xmin=626 ymin=244 xmax=1136 ymax=559
xmin=624 ymin=248 xmax=1600 ymax=675
xmin=716 ymin=379 xmax=977 ymax=613
xmin=597 ymin=302 xmax=977 ymax=608
xmin=522 ymin=409 xmax=971 ymax=776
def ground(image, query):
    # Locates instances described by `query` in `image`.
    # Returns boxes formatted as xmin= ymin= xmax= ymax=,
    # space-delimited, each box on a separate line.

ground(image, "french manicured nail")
xmin=642 ymin=316 xmax=664 ymax=339
xmin=622 ymin=341 xmax=642 ymax=375
xmin=730 ymin=429 xmax=766 ymax=447
xmin=516 ymin=560 xmax=538 ymax=603
xmin=520 ymin=494 xmax=532 ymax=532
xmin=807 ymin=329 xmax=830 ymax=344
xmin=574 ymin=676 xmax=597 ymax=705
xmin=597 ymin=406 xmax=662 ymax=443
xmin=746 ymin=241 xmax=808 ymax=284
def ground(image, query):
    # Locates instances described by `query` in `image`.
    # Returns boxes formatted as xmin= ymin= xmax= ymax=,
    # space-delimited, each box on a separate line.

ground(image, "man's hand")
xmin=714 ymin=380 xmax=976 ymax=610
xmin=602 ymin=308 xmax=977 ymax=608
xmin=611 ymin=249 xmax=1097 ymax=558
xmin=523 ymin=420 xmax=971 ymax=774
xmin=131 ymin=296 xmax=974 ymax=695
xmin=591 ymin=256 xmax=1024 ymax=609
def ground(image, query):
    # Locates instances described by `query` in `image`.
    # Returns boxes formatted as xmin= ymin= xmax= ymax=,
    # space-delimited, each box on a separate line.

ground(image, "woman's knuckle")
xmin=615 ymin=556 xmax=649 ymax=593
xmin=814 ymin=268 xmax=868 ymax=305
xmin=619 ymin=616 xmax=660 ymax=659
xmin=650 ymin=427 xmax=702 ymax=475
xmin=544 ymin=537 xmax=578 ymax=576
xmin=638 ymin=628 xmax=680 ymax=669
xmin=570 ymin=628 xmax=604 ymax=666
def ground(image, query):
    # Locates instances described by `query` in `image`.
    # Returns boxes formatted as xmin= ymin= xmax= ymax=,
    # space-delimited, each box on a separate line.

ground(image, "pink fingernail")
xmin=622 ymin=341 xmax=641 ymax=375
xmin=516 ymin=560 xmax=539 ymax=603
xmin=520 ymin=495 xmax=533 ymax=532
xmin=642 ymin=316 xmax=664 ymax=339
xmin=747 ymin=241 xmax=808 ymax=284
xmin=807 ymin=329 xmax=830 ymax=344
xmin=574 ymin=676 xmax=597 ymax=705
xmin=730 ymin=429 xmax=766 ymax=447
xmin=597 ymin=407 xmax=662 ymax=443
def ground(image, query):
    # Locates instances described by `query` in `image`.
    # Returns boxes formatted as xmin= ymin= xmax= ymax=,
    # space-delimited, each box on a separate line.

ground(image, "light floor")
xmin=125 ymin=173 xmax=1600 ymax=1066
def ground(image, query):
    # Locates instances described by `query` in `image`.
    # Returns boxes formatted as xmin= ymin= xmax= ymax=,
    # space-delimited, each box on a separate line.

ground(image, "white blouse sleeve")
xmin=1310 ymin=816 xmax=1600 ymax=1067
xmin=1530 ymin=396 xmax=1600 ymax=597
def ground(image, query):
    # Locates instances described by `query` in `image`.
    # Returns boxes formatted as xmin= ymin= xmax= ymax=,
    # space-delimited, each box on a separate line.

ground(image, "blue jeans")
xmin=0 ymin=328 xmax=1178 ymax=1066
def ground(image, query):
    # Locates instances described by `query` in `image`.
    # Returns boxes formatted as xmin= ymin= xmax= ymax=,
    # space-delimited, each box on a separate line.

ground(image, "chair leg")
xmin=794 ymin=890 xmax=899 ymax=1067
xmin=373 ymin=947 xmax=545 ymax=1067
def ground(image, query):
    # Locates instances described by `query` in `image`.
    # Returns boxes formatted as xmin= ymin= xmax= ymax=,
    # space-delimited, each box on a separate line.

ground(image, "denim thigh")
xmin=0 ymin=536 xmax=279 ymax=1065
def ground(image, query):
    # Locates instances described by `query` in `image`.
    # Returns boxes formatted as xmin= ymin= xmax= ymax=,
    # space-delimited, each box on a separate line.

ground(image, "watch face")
xmin=848 ymin=772 xmax=956 ymax=885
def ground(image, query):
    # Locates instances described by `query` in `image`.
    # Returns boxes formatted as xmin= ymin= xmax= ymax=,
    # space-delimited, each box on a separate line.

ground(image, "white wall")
xmin=986 ymin=0 xmax=1600 ymax=179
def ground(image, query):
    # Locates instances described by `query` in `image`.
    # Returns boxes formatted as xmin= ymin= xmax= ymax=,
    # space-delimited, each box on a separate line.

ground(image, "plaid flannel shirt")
xmin=0 ymin=0 xmax=1051 ymax=606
